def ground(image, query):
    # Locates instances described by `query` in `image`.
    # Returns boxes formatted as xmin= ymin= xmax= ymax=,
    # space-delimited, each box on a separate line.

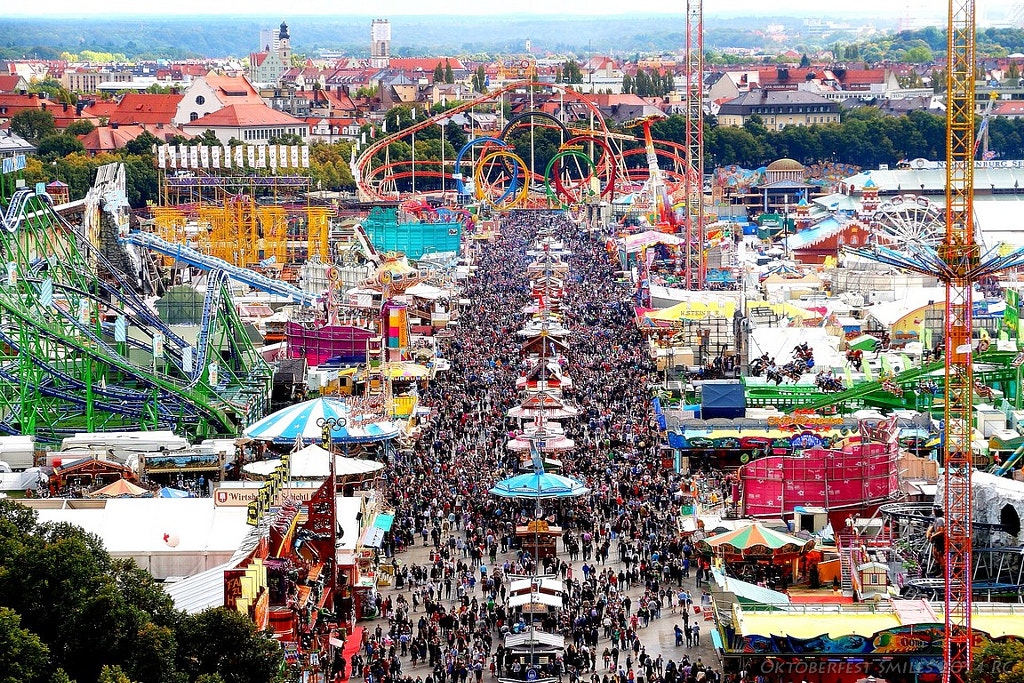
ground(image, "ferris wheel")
xmin=871 ymin=194 xmax=945 ymax=248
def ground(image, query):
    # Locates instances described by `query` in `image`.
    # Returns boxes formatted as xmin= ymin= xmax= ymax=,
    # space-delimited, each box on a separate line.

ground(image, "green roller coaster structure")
xmin=0 ymin=163 xmax=271 ymax=444
xmin=744 ymin=350 xmax=1020 ymax=414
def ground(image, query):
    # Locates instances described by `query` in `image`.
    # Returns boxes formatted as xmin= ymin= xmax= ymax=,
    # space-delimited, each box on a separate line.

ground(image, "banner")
xmin=223 ymin=145 xmax=231 ymax=168
xmin=157 ymin=145 xmax=166 ymax=169
xmin=189 ymin=146 xmax=199 ymax=169
xmin=301 ymin=146 xmax=309 ymax=168
xmin=269 ymin=144 xmax=277 ymax=169
xmin=40 ymin=278 xmax=53 ymax=307
xmin=257 ymin=145 xmax=266 ymax=168
xmin=211 ymin=146 xmax=221 ymax=169
xmin=6 ymin=262 xmax=15 ymax=287
xmin=290 ymin=145 xmax=299 ymax=168
xmin=153 ymin=332 xmax=164 ymax=359
xmin=246 ymin=146 xmax=255 ymax=168
xmin=199 ymin=145 xmax=209 ymax=168
xmin=178 ymin=145 xmax=187 ymax=169
xmin=183 ymin=346 xmax=194 ymax=374
xmin=235 ymin=145 xmax=243 ymax=168
xmin=114 ymin=315 xmax=127 ymax=343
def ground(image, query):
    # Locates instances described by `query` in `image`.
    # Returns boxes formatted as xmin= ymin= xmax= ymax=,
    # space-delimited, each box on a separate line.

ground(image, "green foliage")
xmin=799 ymin=54 xmax=811 ymax=68
xmin=433 ymin=62 xmax=445 ymax=83
xmin=269 ymin=133 xmax=304 ymax=146
xmin=561 ymin=60 xmax=584 ymax=84
xmin=11 ymin=109 xmax=57 ymax=143
xmin=0 ymin=606 xmax=49 ymax=683
xmin=65 ymin=120 xmax=96 ymax=136
xmin=444 ymin=59 xmax=455 ymax=84
xmin=174 ymin=608 xmax=282 ymax=683
xmin=0 ymin=499 xmax=283 ymax=683
xmin=970 ymin=640 xmax=1024 ymax=683
xmin=37 ymin=134 xmax=86 ymax=160
xmin=472 ymin=65 xmax=488 ymax=95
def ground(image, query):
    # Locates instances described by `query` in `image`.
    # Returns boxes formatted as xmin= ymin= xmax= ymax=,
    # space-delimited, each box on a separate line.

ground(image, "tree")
xmin=562 ymin=59 xmax=583 ymax=84
xmin=1008 ymin=61 xmax=1021 ymax=84
xmin=433 ymin=62 xmax=445 ymax=83
xmin=444 ymin=59 xmax=455 ymax=84
xmin=175 ymin=608 xmax=282 ymax=683
xmin=472 ymin=65 xmax=488 ymax=94
xmin=970 ymin=640 xmax=1024 ymax=683
xmin=0 ymin=606 xmax=49 ymax=683
xmin=65 ymin=119 xmax=95 ymax=136
xmin=799 ymin=53 xmax=811 ymax=68
xmin=11 ymin=109 xmax=56 ymax=143
xmin=622 ymin=74 xmax=633 ymax=94
xmin=268 ymin=132 xmax=304 ymax=145
xmin=36 ymin=133 xmax=86 ymax=160
xmin=123 ymin=131 xmax=160 ymax=157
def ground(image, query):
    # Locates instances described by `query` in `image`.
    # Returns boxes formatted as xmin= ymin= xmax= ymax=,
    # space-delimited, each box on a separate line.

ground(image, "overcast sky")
xmin=4 ymin=1 xmax=930 ymax=18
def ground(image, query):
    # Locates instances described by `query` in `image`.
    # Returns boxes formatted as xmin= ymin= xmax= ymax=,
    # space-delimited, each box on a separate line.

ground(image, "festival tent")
xmin=489 ymin=471 xmax=590 ymax=498
xmin=33 ymin=498 xmax=249 ymax=579
xmin=698 ymin=523 xmax=815 ymax=559
xmin=242 ymin=443 xmax=384 ymax=479
xmin=243 ymin=397 xmax=401 ymax=444
xmin=87 ymin=478 xmax=150 ymax=498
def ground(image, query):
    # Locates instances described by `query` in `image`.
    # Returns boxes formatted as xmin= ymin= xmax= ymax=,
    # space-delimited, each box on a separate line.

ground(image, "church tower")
xmin=278 ymin=21 xmax=291 ymax=65
xmin=371 ymin=19 xmax=392 ymax=69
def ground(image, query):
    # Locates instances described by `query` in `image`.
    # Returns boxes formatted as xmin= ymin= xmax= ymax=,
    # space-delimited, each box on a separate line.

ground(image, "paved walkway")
xmin=361 ymin=537 xmax=720 ymax=679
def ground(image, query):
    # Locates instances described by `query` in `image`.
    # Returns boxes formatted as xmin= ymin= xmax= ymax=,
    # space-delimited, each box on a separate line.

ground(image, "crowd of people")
xmin=351 ymin=213 xmax=730 ymax=683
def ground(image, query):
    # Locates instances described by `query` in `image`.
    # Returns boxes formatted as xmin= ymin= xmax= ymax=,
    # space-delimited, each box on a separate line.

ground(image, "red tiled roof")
xmin=109 ymin=93 xmax=184 ymax=126
xmin=185 ymin=103 xmax=306 ymax=127
xmin=0 ymin=75 xmax=23 ymax=93
xmin=204 ymin=75 xmax=264 ymax=104
xmin=83 ymin=100 xmax=120 ymax=119
xmin=79 ymin=123 xmax=189 ymax=154
xmin=0 ymin=94 xmax=97 ymax=128
xmin=250 ymin=52 xmax=268 ymax=67
xmin=388 ymin=58 xmax=466 ymax=72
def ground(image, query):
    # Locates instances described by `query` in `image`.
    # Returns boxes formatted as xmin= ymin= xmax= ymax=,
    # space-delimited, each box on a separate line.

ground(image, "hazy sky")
xmin=5 ymin=1 xmax=931 ymax=18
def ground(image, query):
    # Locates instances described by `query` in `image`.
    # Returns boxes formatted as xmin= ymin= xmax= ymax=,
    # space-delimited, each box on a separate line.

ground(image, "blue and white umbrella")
xmin=489 ymin=472 xmax=591 ymax=499
xmin=244 ymin=397 xmax=402 ymax=444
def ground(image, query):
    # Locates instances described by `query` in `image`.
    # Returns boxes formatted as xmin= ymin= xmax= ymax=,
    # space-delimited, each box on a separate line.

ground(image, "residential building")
xmin=0 ymin=93 xmax=98 ymax=129
xmin=172 ymin=74 xmax=264 ymax=127
xmin=108 ymin=93 xmax=184 ymax=127
xmin=249 ymin=22 xmax=292 ymax=87
xmin=0 ymin=129 xmax=35 ymax=158
xmin=717 ymin=90 xmax=841 ymax=131
xmin=0 ymin=75 xmax=29 ymax=94
xmin=181 ymin=103 xmax=308 ymax=145
xmin=62 ymin=68 xmax=133 ymax=94
xmin=305 ymin=117 xmax=366 ymax=143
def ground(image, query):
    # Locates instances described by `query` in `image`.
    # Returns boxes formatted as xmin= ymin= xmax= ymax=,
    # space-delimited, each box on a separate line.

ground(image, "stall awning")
xmin=508 ymin=592 xmax=562 ymax=608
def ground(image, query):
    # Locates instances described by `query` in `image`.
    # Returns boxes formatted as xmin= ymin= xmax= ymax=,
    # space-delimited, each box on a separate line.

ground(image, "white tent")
xmin=32 ymin=498 xmax=249 ymax=580
xmin=242 ymin=443 xmax=384 ymax=479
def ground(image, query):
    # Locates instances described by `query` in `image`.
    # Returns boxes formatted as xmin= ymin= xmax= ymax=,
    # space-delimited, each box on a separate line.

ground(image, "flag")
xmin=301 ymin=146 xmax=309 ymax=168
xmin=157 ymin=145 xmax=166 ymax=169
xmin=189 ymin=145 xmax=199 ymax=168
xmin=370 ymin=125 xmax=376 ymax=139
xmin=224 ymin=146 xmax=232 ymax=168
xmin=211 ymin=146 xmax=221 ymax=168
xmin=269 ymin=145 xmax=277 ymax=169
xmin=382 ymin=119 xmax=387 ymax=133
xmin=199 ymin=145 xmax=209 ymax=168
xmin=411 ymin=107 xmax=416 ymax=120
xmin=257 ymin=145 xmax=266 ymax=168
xmin=235 ymin=145 xmax=243 ymax=167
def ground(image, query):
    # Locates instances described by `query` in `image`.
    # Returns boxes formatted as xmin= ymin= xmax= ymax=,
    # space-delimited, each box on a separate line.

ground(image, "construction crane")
xmin=941 ymin=0 xmax=977 ymax=677
xmin=843 ymin=1 xmax=1024 ymax=679
xmin=684 ymin=0 xmax=705 ymax=290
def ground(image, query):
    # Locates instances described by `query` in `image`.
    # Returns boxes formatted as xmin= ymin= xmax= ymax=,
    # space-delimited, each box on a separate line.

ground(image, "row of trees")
xmin=621 ymin=69 xmax=675 ymax=98
xmin=0 ymin=500 xmax=283 ymax=683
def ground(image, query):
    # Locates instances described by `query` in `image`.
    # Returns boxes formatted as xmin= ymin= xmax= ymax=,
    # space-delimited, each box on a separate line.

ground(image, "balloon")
xmin=163 ymin=533 xmax=180 ymax=548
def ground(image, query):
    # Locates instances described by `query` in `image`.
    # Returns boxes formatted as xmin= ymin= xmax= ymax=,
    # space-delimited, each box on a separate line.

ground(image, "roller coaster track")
xmin=121 ymin=231 xmax=319 ymax=307
xmin=0 ymin=178 xmax=271 ymax=442
xmin=745 ymin=351 xmax=1018 ymax=412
